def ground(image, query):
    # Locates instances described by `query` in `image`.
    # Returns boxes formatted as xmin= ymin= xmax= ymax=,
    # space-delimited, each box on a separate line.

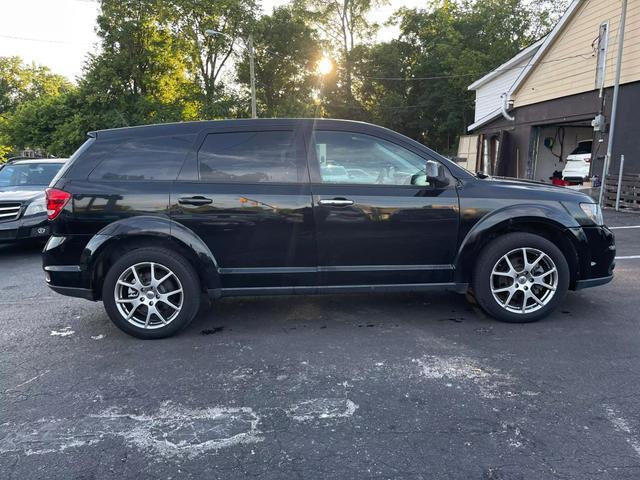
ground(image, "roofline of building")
xmin=508 ymin=0 xmax=583 ymax=99
xmin=467 ymin=38 xmax=545 ymax=91
xmin=467 ymin=108 xmax=503 ymax=132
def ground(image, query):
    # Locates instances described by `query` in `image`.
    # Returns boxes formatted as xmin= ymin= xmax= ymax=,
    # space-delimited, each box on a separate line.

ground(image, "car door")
xmin=170 ymin=123 xmax=317 ymax=290
xmin=307 ymin=125 xmax=460 ymax=287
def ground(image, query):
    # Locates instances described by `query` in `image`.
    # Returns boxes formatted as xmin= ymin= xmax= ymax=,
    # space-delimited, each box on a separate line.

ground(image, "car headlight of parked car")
xmin=24 ymin=196 xmax=47 ymax=216
xmin=579 ymin=203 xmax=604 ymax=226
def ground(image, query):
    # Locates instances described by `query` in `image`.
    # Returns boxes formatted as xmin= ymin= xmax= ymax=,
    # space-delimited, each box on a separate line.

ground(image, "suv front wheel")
xmin=102 ymin=247 xmax=201 ymax=339
xmin=472 ymin=233 xmax=570 ymax=323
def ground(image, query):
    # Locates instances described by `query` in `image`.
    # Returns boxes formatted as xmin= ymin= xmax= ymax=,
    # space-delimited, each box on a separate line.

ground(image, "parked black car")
xmin=43 ymin=119 xmax=615 ymax=339
xmin=0 ymin=158 xmax=67 ymax=243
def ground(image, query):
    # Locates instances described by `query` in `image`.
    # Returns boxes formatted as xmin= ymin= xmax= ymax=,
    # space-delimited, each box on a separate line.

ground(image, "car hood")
xmin=0 ymin=185 xmax=45 ymax=202
xmin=482 ymin=176 xmax=593 ymax=202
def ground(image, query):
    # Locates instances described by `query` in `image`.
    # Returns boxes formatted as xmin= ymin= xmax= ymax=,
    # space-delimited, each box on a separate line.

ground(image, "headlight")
xmin=24 ymin=197 xmax=47 ymax=216
xmin=579 ymin=203 xmax=603 ymax=226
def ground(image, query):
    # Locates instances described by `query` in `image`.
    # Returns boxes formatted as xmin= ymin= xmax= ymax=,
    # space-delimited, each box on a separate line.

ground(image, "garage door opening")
xmin=530 ymin=123 xmax=597 ymax=184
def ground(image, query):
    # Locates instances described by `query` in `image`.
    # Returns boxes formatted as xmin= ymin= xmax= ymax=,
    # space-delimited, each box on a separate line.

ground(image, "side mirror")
xmin=433 ymin=164 xmax=450 ymax=187
xmin=411 ymin=162 xmax=450 ymax=188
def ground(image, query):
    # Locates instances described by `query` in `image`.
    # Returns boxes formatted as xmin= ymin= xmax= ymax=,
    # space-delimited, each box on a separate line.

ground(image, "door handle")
xmin=318 ymin=198 xmax=354 ymax=207
xmin=178 ymin=196 xmax=213 ymax=206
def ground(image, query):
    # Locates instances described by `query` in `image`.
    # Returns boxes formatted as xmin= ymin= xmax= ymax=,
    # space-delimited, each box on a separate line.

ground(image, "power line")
xmin=363 ymin=51 xmax=594 ymax=81
xmin=0 ymin=34 xmax=94 ymax=45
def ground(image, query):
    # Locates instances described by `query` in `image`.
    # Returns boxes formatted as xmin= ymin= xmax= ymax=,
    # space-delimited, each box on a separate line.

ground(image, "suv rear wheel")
xmin=472 ymin=233 xmax=570 ymax=323
xmin=102 ymin=247 xmax=201 ymax=339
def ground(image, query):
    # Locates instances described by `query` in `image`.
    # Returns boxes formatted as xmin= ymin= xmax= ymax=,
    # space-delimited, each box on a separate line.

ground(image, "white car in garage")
xmin=562 ymin=140 xmax=592 ymax=184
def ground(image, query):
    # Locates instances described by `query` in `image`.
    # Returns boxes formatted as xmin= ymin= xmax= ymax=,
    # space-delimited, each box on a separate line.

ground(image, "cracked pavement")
xmin=1 ymin=210 xmax=640 ymax=479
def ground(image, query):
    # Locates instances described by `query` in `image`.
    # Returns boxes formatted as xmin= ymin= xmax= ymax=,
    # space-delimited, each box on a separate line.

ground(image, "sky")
xmin=0 ymin=0 xmax=425 ymax=82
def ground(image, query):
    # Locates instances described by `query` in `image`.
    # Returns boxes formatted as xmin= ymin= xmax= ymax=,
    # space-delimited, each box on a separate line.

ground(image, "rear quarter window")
xmin=89 ymin=135 xmax=193 ymax=181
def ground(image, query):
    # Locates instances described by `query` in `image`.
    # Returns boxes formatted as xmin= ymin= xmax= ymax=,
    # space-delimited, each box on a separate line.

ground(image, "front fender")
xmin=454 ymin=203 xmax=581 ymax=283
xmin=80 ymin=216 xmax=220 ymax=291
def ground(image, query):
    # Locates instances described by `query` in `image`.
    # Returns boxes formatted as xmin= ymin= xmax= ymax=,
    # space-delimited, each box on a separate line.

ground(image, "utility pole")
xmin=248 ymin=34 xmax=257 ymax=119
xmin=599 ymin=0 xmax=627 ymax=207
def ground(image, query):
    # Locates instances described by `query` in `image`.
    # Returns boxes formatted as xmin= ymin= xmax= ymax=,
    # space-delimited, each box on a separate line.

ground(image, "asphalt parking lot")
xmin=1 ymin=210 xmax=640 ymax=480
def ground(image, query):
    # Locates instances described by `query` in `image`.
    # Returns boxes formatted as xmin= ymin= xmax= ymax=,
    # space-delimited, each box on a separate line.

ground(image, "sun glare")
xmin=317 ymin=56 xmax=334 ymax=76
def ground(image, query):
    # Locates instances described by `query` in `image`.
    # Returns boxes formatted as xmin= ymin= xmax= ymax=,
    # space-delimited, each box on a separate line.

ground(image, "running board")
xmin=214 ymin=283 xmax=468 ymax=298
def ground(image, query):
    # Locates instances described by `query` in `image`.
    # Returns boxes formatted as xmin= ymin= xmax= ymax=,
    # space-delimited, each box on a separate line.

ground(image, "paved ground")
xmin=1 ymin=210 xmax=640 ymax=480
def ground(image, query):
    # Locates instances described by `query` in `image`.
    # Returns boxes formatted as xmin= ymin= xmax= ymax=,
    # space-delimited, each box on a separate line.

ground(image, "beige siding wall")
xmin=514 ymin=0 xmax=640 ymax=107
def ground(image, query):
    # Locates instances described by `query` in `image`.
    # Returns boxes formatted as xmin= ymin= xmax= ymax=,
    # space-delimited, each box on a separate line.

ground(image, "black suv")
xmin=0 ymin=158 xmax=67 ymax=243
xmin=43 ymin=119 xmax=615 ymax=339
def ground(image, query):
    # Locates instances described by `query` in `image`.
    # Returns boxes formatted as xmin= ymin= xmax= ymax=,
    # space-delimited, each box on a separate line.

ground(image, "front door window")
xmin=313 ymin=130 xmax=443 ymax=187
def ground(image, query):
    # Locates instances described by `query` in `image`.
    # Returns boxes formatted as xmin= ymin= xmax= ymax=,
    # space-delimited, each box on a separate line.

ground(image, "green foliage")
xmin=354 ymin=0 xmax=563 ymax=154
xmin=169 ymin=0 xmax=258 ymax=118
xmin=0 ymin=0 xmax=568 ymax=158
xmin=0 ymin=57 xmax=72 ymax=115
xmin=294 ymin=0 xmax=379 ymax=105
xmin=237 ymin=7 xmax=322 ymax=117
xmin=83 ymin=0 xmax=193 ymax=126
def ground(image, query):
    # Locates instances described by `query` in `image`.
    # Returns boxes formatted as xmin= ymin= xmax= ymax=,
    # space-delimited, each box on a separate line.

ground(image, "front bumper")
xmin=575 ymin=274 xmax=614 ymax=290
xmin=570 ymin=225 xmax=616 ymax=290
xmin=0 ymin=214 xmax=51 ymax=243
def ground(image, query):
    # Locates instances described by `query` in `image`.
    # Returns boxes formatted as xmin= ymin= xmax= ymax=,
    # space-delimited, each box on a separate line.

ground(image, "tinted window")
xmin=198 ymin=131 xmax=299 ymax=183
xmin=0 ymin=163 xmax=63 ymax=187
xmin=571 ymin=141 xmax=592 ymax=155
xmin=89 ymin=136 xmax=190 ymax=181
xmin=313 ymin=131 xmax=436 ymax=186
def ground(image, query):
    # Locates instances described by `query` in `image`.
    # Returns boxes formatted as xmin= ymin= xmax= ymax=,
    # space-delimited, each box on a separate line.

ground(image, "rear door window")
xmin=89 ymin=136 xmax=191 ymax=181
xmin=197 ymin=130 xmax=302 ymax=183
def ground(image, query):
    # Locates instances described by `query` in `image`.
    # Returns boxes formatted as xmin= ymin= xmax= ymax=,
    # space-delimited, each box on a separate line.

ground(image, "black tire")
xmin=102 ymin=247 xmax=201 ymax=339
xmin=472 ymin=233 xmax=570 ymax=323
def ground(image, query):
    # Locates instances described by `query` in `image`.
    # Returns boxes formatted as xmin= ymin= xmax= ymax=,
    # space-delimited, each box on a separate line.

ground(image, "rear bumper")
xmin=43 ymin=234 xmax=94 ymax=299
xmin=47 ymin=284 xmax=96 ymax=301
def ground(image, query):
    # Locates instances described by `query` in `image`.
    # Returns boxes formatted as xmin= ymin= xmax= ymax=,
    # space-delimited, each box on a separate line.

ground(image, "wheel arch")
xmin=80 ymin=216 xmax=220 ymax=300
xmin=455 ymin=205 xmax=584 ymax=289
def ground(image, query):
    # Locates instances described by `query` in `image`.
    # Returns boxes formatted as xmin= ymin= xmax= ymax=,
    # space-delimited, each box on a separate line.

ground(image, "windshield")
xmin=0 ymin=162 xmax=64 ymax=187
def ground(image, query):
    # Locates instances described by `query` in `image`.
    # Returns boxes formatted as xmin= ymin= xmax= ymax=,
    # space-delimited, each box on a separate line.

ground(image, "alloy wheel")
xmin=114 ymin=262 xmax=184 ymax=329
xmin=490 ymin=247 xmax=558 ymax=314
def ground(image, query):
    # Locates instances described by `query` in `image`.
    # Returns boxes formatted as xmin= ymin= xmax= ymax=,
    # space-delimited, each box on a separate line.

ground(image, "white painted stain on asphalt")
xmin=9 ymin=370 xmax=50 ymax=390
xmin=609 ymin=225 xmax=640 ymax=230
xmin=604 ymin=404 xmax=640 ymax=457
xmin=1 ymin=398 xmax=362 ymax=458
xmin=412 ymin=355 xmax=517 ymax=398
xmin=93 ymin=403 xmax=263 ymax=458
xmin=501 ymin=422 xmax=525 ymax=449
xmin=615 ymin=255 xmax=640 ymax=260
xmin=90 ymin=334 xmax=105 ymax=340
xmin=50 ymin=326 xmax=74 ymax=337
xmin=0 ymin=402 xmax=263 ymax=459
xmin=286 ymin=398 xmax=358 ymax=422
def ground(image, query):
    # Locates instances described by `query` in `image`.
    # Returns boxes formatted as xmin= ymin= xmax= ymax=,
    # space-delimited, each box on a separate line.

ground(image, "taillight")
xmin=45 ymin=188 xmax=71 ymax=220
xmin=586 ymin=156 xmax=591 ymax=163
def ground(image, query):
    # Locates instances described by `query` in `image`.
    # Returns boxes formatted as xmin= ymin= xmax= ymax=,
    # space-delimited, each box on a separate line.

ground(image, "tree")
xmin=169 ymin=0 xmax=258 ymax=118
xmin=80 ymin=0 xmax=192 ymax=127
xmin=236 ymin=7 xmax=322 ymax=117
xmin=353 ymin=0 xmax=562 ymax=154
xmin=1 ymin=91 xmax=83 ymax=157
xmin=0 ymin=56 xmax=71 ymax=115
xmin=0 ymin=57 xmax=74 ymax=159
xmin=293 ymin=0 xmax=379 ymax=107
